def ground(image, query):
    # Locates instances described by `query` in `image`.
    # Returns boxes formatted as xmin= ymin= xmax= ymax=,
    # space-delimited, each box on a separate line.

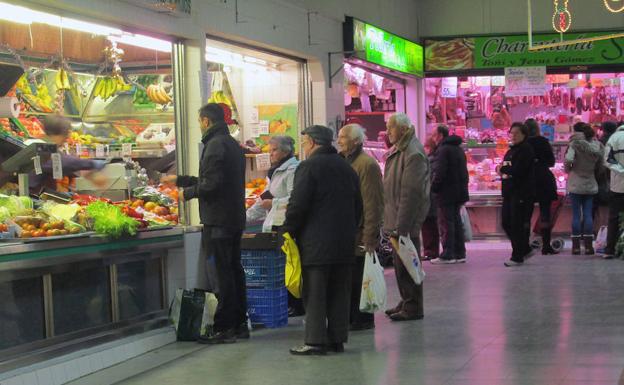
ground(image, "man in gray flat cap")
xmin=283 ymin=125 xmax=362 ymax=355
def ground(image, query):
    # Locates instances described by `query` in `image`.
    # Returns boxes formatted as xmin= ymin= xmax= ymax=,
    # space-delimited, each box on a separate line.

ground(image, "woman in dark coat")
xmin=498 ymin=122 xmax=536 ymax=267
xmin=525 ymin=119 xmax=558 ymax=254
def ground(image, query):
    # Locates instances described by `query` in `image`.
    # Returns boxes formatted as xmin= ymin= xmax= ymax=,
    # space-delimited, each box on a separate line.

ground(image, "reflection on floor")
xmin=97 ymin=241 xmax=624 ymax=385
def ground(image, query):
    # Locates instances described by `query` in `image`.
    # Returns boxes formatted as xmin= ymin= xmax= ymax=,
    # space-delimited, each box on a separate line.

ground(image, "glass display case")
xmin=465 ymin=142 xmax=569 ymax=197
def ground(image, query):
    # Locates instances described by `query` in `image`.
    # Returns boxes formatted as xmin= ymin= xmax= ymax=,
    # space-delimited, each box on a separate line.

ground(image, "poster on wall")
xmin=504 ymin=66 xmax=547 ymax=97
xmin=425 ymin=32 xmax=624 ymax=72
xmin=253 ymin=104 xmax=299 ymax=152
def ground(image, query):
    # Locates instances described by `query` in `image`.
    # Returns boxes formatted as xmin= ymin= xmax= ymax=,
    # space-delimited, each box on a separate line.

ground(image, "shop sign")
xmin=425 ymin=32 xmax=624 ymax=72
xmin=504 ymin=66 xmax=547 ymax=96
xmin=346 ymin=17 xmax=423 ymax=77
xmin=441 ymin=77 xmax=458 ymax=98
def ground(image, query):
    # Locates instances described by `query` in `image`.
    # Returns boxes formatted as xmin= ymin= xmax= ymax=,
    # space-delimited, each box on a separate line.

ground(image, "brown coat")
xmin=346 ymin=147 xmax=384 ymax=255
xmin=383 ymin=128 xmax=431 ymax=237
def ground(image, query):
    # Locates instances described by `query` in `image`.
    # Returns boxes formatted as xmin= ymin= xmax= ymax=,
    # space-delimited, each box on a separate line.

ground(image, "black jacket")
xmin=177 ymin=121 xmax=245 ymax=230
xmin=283 ymin=145 xmax=362 ymax=266
xmin=500 ymin=139 xmax=536 ymax=200
xmin=527 ymin=136 xmax=558 ymax=202
xmin=431 ymin=135 xmax=469 ymax=205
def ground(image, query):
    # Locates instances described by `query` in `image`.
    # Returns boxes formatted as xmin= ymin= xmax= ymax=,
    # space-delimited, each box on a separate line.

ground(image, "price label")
xmin=122 ymin=143 xmax=133 ymax=157
xmin=75 ymin=144 xmax=82 ymax=157
xmin=51 ymin=153 xmax=63 ymax=180
xmin=96 ymin=144 xmax=105 ymax=158
xmin=258 ymin=120 xmax=270 ymax=135
xmin=32 ymin=155 xmax=42 ymax=175
xmin=255 ymin=153 xmax=271 ymax=171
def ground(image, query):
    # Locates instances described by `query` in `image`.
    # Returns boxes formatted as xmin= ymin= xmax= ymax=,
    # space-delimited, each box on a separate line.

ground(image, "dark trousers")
xmin=392 ymin=239 xmax=424 ymax=317
xmin=350 ymin=256 xmax=374 ymax=326
xmin=605 ymin=191 xmax=624 ymax=254
xmin=421 ymin=216 xmax=440 ymax=259
xmin=502 ymin=196 xmax=533 ymax=262
xmin=201 ymin=227 xmax=247 ymax=332
xmin=437 ymin=203 xmax=466 ymax=260
xmin=302 ymin=264 xmax=352 ymax=346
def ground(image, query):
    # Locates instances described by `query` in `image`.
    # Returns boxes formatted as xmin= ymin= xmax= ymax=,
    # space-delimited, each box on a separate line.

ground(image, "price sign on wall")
xmin=255 ymin=153 xmax=271 ymax=171
xmin=504 ymin=66 xmax=547 ymax=96
xmin=441 ymin=77 xmax=458 ymax=98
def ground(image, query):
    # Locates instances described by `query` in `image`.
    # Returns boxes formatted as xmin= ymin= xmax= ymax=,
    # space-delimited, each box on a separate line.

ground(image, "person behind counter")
xmin=497 ymin=122 xmax=536 ymax=267
xmin=246 ymin=135 xmax=299 ymax=232
xmin=30 ymin=115 xmax=106 ymax=194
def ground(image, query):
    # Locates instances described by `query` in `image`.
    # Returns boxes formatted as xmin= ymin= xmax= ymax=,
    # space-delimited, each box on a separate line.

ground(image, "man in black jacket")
xmin=429 ymin=126 xmax=470 ymax=264
xmin=284 ymin=125 xmax=362 ymax=356
xmin=169 ymin=103 xmax=247 ymax=343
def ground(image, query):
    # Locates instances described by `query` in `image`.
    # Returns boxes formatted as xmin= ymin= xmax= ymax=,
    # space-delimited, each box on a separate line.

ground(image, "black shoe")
xmin=197 ymin=329 xmax=237 ymax=344
xmin=326 ymin=343 xmax=344 ymax=353
xmin=289 ymin=344 xmax=327 ymax=356
xmin=235 ymin=322 xmax=250 ymax=339
xmin=389 ymin=311 xmax=423 ymax=322
xmin=541 ymin=245 xmax=558 ymax=255
xmin=288 ymin=306 xmax=305 ymax=317
xmin=349 ymin=321 xmax=375 ymax=331
xmin=385 ymin=304 xmax=402 ymax=316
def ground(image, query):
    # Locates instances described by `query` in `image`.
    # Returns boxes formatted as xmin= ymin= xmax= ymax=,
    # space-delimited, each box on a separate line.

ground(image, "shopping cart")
xmin=530 ymin=193 xmax=566 ymax=252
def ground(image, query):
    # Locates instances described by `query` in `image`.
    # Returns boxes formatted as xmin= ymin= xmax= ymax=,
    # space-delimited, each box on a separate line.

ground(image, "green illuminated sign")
xmin=351 ymin=19 xmax=424 ymax=77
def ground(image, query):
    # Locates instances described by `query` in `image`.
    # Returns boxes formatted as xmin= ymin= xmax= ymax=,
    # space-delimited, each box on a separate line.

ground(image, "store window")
xmin=0 ymin=2 xmax=176 ymax=197
xmin=205 ymin=38 xmax=305 ymax=215
xmin=425 ymin=73 xmax=624 ymax=196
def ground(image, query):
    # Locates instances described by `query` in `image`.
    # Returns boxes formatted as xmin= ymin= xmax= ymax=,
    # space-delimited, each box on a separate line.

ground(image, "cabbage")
xmin=0 ymin=194 xmax=33 ymax=216
xmin=0 ymin=207 xmax=10 ymax=222
xmin=41 ymin=202 xmax=81 ymax=222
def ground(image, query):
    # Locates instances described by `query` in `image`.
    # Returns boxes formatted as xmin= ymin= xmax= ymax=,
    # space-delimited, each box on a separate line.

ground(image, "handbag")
xmin=359 ymin=251 xmax=387 ymax=313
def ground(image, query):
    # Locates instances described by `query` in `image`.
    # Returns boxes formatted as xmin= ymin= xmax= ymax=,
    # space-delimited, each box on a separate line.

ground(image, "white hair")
xmin=389 ymin=113 xmax=412 ymax=129
xmin=341 ymin=124 xmax=366 ymax=144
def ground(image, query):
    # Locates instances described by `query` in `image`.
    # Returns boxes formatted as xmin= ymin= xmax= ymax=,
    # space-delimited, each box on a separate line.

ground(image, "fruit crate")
xmin=246 ymin=287 xmax=288 ymax=328
xmin=241 ymin=249 xmax=285 ymax=289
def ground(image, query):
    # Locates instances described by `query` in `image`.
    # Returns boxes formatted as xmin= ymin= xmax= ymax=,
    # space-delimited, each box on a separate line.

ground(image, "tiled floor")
xmin=106 ymin=241 xmax=624 ymax=385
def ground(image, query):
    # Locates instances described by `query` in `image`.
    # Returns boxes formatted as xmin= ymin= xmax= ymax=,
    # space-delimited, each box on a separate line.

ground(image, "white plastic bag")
xmin=460 ymin=206 xmax=472 ymax=242
xmin=397 ymin=235 xmax=426 ymax=284
xmin=359 ymin=251 xmax=387 ymax=313
xmin=595 ymin=226 xmax=608 ymax=250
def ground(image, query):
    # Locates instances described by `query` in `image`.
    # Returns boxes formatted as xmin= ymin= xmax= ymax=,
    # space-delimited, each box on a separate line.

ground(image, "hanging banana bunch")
xmin=93 ymin=75 xmax=132 ymax=101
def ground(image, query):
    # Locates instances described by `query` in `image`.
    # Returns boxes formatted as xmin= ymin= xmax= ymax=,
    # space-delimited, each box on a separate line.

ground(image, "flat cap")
xmin=301 ymin=125 xmax=333 ymax=145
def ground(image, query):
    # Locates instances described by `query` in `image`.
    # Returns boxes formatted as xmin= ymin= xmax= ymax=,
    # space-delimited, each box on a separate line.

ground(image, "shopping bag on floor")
xmin=595 ymin=226 xmax=608 ymax=250
xmin=460 ymin=206 xmax=472 ymax=242
xmin=359 ymin=251 xmax=387 ymax=313
xmin=169 ymin=289 xmax=218 ymax=341
xmin=282 ymin=232 xmax=302 ymax=298
xmin=393 ymin=235 xmax=425 ymax=284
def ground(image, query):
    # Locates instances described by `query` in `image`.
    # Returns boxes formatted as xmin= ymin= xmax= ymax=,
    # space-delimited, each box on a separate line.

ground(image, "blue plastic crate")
xmin=241 ymin=249 xmax=285 ymax=288
xmin=246 ymin=287 xmax=288 ymax=328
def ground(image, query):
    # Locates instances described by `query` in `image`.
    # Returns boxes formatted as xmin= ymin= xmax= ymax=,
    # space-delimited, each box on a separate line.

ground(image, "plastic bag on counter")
xmin=132 ymin=186 xmax=174 ymax=206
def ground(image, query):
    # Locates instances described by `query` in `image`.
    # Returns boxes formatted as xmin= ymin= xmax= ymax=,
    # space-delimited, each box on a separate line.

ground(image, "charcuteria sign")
xmin=425 ymin=32 xmax=624 ymax=72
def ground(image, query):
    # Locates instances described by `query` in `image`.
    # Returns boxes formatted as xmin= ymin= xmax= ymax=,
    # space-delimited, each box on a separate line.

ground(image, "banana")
xmin=55 ymin=71 xmax=63 ymax=90
xmin=62 ymin=69 xmax=70 ymax=89
xmin=94 ymin=78 xmax=104 ymax=99
xmin=106 ymin=78 xmax=116 ymax=99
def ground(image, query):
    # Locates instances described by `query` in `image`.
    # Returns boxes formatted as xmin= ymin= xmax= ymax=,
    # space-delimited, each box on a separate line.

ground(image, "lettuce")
xmin=86 ymin=201 xmax=138 ymax=238
xmin=0 ymin=207 xmax=10 ymax=222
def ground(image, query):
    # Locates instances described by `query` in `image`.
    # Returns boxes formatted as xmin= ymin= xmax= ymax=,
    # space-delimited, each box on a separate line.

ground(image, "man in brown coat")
xmin=337 ymin=124 xmax=384 ymax=331
xmin=383 ymin=113 xmax=430 ymax=321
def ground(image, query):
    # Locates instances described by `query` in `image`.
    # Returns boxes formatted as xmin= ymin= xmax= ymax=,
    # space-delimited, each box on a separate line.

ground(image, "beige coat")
xmin=346 ymin=148 xmax=384 ymax=255
xmin=383 ymin=128 xmax=431 ymax=237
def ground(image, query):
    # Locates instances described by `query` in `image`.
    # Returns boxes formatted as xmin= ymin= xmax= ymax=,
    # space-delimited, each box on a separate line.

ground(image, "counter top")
xmin=0 ymin=227 xmax=185 ymax=264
